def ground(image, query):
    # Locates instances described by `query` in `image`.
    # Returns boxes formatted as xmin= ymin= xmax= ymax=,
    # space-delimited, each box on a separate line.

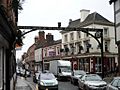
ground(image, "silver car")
xmin=70 ymin=70 xmax=86 ymax=85
xmin=38 ymin=72 xmax=58 ymax=90
xmin=107 ymin=77 xmax=120 ymax=90
xmin=78 ymin=74 xmax=107 ymax=90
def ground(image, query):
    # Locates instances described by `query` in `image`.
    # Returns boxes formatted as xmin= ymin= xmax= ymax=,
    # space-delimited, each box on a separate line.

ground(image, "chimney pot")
xmin=80 ymin=9 xmax=90 ymax=22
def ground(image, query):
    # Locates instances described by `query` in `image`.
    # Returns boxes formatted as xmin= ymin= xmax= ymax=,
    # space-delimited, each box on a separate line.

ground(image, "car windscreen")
xmin=74 ymin=71 xmax=86 ymax=75
xmin=60 ymin=66 xmax=71 ymax=72
xmin=85 ymin=75 xmax=102 ymax=81
xmin=40 ymin=73 xmax=55 ymax=80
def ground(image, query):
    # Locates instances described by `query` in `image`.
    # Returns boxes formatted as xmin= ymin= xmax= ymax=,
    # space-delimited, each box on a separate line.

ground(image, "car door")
xmin=79 ymin=76 xmax=86 ymax=89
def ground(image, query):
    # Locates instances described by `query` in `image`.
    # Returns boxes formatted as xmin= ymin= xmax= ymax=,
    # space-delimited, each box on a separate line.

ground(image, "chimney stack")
xmin=80 ymin=9 xmax=90 ymax=22
xmin=46 ymin=33 xmax=54 ymax=42
xmin=34 ymin=36 xmax=39 ymax=43
xmin=38 ymin=31 xmax=45 ymax=42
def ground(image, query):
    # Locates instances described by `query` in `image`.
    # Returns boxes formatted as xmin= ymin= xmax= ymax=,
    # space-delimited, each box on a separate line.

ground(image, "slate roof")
xmin=35 ymin=39 xmax=62 ymax=49
xmin=61 ymin=12 xmax=114 ymax=34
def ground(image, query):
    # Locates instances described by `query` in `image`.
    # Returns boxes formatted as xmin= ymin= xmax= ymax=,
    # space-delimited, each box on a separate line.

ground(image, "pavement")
xmin=15 ymin=76 xmax=36 ymax=90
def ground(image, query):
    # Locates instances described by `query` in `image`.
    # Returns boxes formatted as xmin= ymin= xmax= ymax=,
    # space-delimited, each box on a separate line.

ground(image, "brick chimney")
xmin=34 ymin=36 xmax=39 ymax=43
xmin=46 ymin=33 xmax=54 ymax=42
xmin=38 ymin=31 xmax=45 ymax=41
xmin=80 ymin=9 xmax=90 ymax=22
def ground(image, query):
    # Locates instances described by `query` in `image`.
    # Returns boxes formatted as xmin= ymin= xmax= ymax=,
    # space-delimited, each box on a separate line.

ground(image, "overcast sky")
xmin=16 ymin=0 xmax=114 ymax=59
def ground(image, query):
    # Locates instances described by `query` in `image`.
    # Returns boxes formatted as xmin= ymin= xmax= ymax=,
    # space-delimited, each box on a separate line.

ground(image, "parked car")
xmin=16 ymin=68 xmax=21 ymax=76
xmin=33 ymin=70 xmax=41 ymax=83
xmin=107 ymin=77 xmax=120 ymax=90
xmin=38 ymin=72 xmax=58 ymax=90
xmin=20 ymin=69 xmax=25 ymax=77
xmin=70 ymin=70 xmax=86 ymax=85
xmin=26 ymin=69 xmax=31 ymax=77
xmin=78 ymin=74 xmax=107 ymax=90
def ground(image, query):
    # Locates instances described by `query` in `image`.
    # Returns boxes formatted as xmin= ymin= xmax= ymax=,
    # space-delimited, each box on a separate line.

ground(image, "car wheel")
xmin=78 ymin=87 xmax=82 ymax=90
xmin=55 ymin=88 xmax=58 ymax=90
xmin=78 ymin=83 xmax=81 ymax=90
xmin=83 ymin=85 xmax=89 ymax=90
xmin=70 ymin=79 xmax=73 ymax=84
xmin=38 ymin=86 xmax=41 ymax=90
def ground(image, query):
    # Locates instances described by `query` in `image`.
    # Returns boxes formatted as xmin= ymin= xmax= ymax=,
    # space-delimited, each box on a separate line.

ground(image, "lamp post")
xmin=95 ymin=30 xmax=104 ymax=78
xmin=71 ymin=45 xmax=75 ymax=71
xmin=100 ymin=30 xmax=104 ymax=79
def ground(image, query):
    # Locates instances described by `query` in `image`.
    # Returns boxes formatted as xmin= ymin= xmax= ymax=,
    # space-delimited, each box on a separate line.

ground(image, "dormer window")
xmin=104 ymin=28 xmax=108 ymax=37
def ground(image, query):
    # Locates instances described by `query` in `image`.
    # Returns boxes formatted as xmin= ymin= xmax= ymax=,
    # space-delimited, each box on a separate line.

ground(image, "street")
xmin=16 ymin=74 xmax=114 ymax=90
xmin=58 ymin=81 xmax=78 ymax=90
xmin=18 ymin=76 xmax=78 ymax=90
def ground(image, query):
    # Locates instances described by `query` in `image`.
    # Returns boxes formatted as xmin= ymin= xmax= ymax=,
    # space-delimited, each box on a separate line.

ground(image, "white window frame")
xmin=104 ymin=27 xmax=109 ymax=37
xmin=77 ymin=31 xmax=81 ymax=39
xmin=70 ymin=32 xmax=74 ymax=41
xmin=64 ymin=34 xmax=68 ymax=42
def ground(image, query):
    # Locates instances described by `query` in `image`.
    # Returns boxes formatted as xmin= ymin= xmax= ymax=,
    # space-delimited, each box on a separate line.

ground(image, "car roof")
xmin=40 ymin=72 xmax=55 ymax=79
xmin=73 ymin=70 xmax=86 ymax=75
xmin=41 ymin=72 xmax=54 ymax=76
xmin=114 ymin=77 xmax=120 ymax=79
xmin=85 ymin=74 xmax=100 ymax=76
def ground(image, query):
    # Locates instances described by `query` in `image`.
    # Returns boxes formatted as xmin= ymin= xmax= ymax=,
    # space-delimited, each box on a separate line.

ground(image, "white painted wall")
xmin=61 ymin=23 xmax=118 ymax=54
xmin=35 ymin=48 xmax=42 ymax=62
xmin=42 ymin=44 xmax=61 ymax=58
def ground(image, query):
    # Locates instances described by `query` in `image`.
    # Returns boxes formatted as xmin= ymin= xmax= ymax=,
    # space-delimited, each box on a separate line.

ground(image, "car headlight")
xmin=53 ymin=80 xmax=58 ymax=85
xmin=40 ymin=81 xmax=44 ymax=86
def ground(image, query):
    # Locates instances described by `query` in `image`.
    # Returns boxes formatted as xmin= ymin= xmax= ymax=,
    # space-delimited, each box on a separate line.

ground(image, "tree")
xmin=12 ymin=0 xmax=25 ymax=21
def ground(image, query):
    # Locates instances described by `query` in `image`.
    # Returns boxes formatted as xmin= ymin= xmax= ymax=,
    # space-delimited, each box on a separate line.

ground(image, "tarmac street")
xmin=15 ymin=75 xmax=114 ymax=90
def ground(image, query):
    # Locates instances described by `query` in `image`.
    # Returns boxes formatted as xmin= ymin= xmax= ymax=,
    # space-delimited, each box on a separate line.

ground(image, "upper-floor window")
xmin=84 ymin=31 xmax=89 ymax=38
xmin=57 ymin=47 xmax=60 ymax=55
xmin=77 ymin=31 xmax=81 ymax=39
xmin=70 ymin=33 xmax=74 ymax=41
xmin=104 ymin=28 xmax=108 ymax=37
xmin=64 ymin=34 xmax=68 ymax=42
xmin=84 ymin=41 xmax=91 ymax=53
xmin=44 ymin=48 xmax=47 ymax=57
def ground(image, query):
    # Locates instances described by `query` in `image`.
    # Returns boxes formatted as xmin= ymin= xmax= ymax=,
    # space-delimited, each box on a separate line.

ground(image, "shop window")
xmin=79 ymin=58 xmax=90 ymax=73
xmin=95 ymin=58 xmax=102 ymax=72
xmin=84 ymin=59 xmax=90 ymax=73
xmin=79 ymin=59 xmax=84 ymax=70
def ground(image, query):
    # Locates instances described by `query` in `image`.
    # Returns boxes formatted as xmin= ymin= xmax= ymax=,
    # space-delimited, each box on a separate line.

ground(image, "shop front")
xmin=78 ymin=56 xmax=116 ymax=76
